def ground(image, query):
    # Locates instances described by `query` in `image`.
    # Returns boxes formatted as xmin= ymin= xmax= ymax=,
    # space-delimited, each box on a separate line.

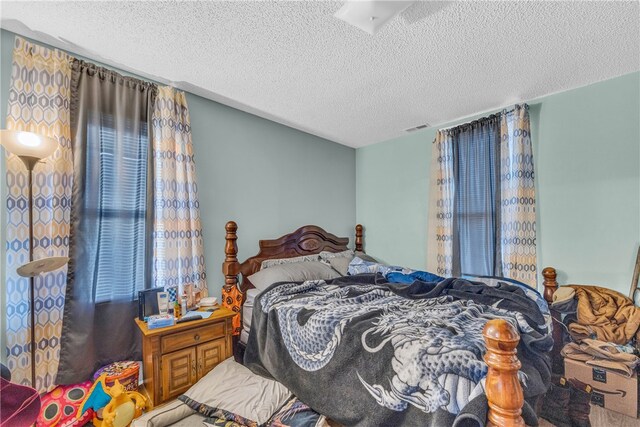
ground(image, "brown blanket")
xmin=561 ymin=339 xmax=638 ymax=377
xmin=568 ymin=285 xmax=640 ymax=345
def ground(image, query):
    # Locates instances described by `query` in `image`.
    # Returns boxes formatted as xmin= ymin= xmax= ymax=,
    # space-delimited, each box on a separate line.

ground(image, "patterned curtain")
xmin=427 ymin=104 xmax=537 ymax=287
xmin=152 ymin=86 xmax=207 ymax=297
xmin=426 ymin=130 xmax=455 ymax=277
xmin=499 ymin=105 xmax=537 ymax=286
xmin=4 ymin=37 xmax=73 ymax=392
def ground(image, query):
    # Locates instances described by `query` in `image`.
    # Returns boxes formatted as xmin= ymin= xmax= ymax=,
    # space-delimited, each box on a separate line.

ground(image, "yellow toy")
xmin=93 ymin=379 xmax=147 ymax=427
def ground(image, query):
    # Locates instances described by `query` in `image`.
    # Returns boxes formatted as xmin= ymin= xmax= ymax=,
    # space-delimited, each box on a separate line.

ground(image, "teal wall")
xmin=357 ymin=72 xmax=640 ymax=296
xmin=188 ymin=92 xmax=356 ymax=296
xmin=0 ymin=29 xmax=356 ymax=310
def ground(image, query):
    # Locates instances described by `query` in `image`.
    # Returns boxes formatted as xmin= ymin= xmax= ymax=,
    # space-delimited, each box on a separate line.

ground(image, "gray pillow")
xmin=131 ymin=400 xmax=196 ymax=427
xmin=355 ymin=251 xmax=378 ymax=263
xmin=329 ymin=257 xmax=351 ymax=276
xmin=260 ymin=254 xmax=320 ymax=270
xmin=179 ymin=358 xmax=291 ymax=425
xmin=248 ymin=261 xmax=340 ymax=292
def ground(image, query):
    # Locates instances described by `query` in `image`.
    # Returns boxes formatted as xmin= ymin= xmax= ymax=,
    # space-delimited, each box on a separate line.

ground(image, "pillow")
xmin=329 ymin=257 xmax=351 ymax=276
xmin=248 ymin=261 xmax=340 ymax=292
xmin=2 ymin=377 xmax=40 ymax=427
xmin=347 ymin=257 xmax=411 ymax=277
xmin=178 ymin=358 xmax=291 ymax=425
xmin=131 ymin=400 xmax=196 ymax=427
xmin=322 ymin=250 xmax=378 ymax=276
xmin=38 ymin=380 xmax=93 ymax=427
xmin=355 ymin=251 xmax=378 ymax=263
xmin=318 ymin=249 xmax=354 ymax=261
xmin=260 ymin=254 xmax=320 ymax=270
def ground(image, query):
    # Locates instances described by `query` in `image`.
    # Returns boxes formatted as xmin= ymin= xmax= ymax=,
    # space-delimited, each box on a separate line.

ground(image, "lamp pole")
xmin=24 ymin=157 xmax=38 ymax=389
xmin=11 ymin=155 xmax=40 ymax=388
xmin=1 ymin=130 xmax=68 ymax=390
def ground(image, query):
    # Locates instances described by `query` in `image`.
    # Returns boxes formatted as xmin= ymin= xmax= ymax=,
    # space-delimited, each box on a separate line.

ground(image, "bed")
xmin=220 ymin=221 xmax=564 ymax=427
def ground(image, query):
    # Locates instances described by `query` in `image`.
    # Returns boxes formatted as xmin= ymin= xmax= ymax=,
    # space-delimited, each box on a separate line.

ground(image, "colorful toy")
xmin=77 ymin=375 xmax=111 ymax=420
xmin=77 ymin=374 xmax=147 ymax=427
xmin=37 ymin=380 xmax=92 ymax=427
xmin=93 ymin=361 xmax=140 ymax=392
xmin=99 ymin=380 xmax=147 ymax=427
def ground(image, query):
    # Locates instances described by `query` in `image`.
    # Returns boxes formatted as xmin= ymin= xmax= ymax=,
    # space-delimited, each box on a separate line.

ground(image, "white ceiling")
xmin=1 ymin=1 xmax=638 ymax=148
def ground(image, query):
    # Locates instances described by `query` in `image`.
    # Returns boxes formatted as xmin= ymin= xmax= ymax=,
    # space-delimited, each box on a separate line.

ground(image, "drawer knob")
xmin=194 ymin=334 xmax=200 ymax=341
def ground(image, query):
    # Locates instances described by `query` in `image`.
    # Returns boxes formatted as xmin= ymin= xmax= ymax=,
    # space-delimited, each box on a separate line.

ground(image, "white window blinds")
xmin=86 ymin=113 xmax=148 ymax=303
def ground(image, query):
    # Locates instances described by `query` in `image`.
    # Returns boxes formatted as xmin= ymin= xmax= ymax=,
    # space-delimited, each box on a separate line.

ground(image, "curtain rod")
xmin=431 ymin=104 xmax=526 ymax=143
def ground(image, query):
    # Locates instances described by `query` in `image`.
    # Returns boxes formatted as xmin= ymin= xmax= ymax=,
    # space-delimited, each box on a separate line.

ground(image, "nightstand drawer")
xmin=161 ymin=322 xmax=225 ymax=353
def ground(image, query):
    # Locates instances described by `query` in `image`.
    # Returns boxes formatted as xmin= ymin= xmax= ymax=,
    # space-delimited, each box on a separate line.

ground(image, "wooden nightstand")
xmin=134 ymin=306 xmax=235 ymax=408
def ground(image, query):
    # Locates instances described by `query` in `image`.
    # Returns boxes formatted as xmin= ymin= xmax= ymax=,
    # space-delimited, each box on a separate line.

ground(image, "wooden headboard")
xmin=222 ymin=222 xmax=363 ymax=295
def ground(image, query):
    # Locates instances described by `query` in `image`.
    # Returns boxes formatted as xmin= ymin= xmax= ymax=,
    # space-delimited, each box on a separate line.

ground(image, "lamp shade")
xmin=0 ymin=130 xmax=58 ymax=160
xmin=17 ymin=256 xmax=70 ymax=277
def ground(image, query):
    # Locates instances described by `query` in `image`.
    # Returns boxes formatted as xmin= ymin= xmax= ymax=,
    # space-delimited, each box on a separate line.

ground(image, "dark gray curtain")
xmin=451 ymin=115 xmax=501 ymax=277
xmin=57 ymin=60 xmax=157 ymax=384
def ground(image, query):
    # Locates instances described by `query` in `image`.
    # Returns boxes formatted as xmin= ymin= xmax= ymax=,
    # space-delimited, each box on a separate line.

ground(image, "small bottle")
xmin=174 ymin=301 xmax=181 ymax=318
xmin=180 ymin=293 xmax=188 ymax=318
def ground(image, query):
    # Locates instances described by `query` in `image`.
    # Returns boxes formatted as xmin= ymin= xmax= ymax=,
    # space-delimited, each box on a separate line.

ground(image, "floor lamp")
xmin=1 ymin=130 xmax=69 ymax=389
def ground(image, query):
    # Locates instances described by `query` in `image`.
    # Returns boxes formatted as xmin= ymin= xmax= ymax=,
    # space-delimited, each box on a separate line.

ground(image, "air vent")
xmin=405 ymin=123 xmax=430 ymax=133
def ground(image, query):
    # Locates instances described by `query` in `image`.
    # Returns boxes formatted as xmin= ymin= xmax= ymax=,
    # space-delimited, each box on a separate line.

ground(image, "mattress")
xmin=240 ymin=288 xmax=260 ymax=344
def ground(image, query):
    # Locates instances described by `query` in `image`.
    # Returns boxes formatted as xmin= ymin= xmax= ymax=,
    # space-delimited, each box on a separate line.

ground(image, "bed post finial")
xmin=542 ymin=267 xmax=558 ymax=304
xmin=483 ymin=319 xmax=525 ymax=427
xmin=355 ymin=224 xmax=363 ymax=252
xmin=542 ymin=266 xmax=564 ymax=370
xmin=222 ymin=221 xmax=239 ymax=291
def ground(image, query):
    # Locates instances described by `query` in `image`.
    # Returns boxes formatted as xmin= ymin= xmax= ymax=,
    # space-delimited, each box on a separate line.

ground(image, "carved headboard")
xmin=222 ymin=222 xmax=363 ymax=295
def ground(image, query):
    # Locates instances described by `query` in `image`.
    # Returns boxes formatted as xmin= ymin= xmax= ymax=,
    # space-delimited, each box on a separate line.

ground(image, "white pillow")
xmin=248 ymin=261 xmax=340 ymax=292
xmin=318 ymin=249 xmax=354 ymax=261
xmin=178 ymin=358 xmax=291 ymax=425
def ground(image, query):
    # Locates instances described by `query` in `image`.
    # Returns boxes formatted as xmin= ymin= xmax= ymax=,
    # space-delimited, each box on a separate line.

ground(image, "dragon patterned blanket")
xmin=244 ymin=274 xmax=552 ymax=427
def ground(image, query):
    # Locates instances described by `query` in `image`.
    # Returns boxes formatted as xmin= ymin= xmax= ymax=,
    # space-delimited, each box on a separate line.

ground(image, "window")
xmin=429 ymin=106 xmax=536 ymax=286
xmin=85 ymin=113 xmax=149 ymax=303
xmin=454 ymin=123 xmax=500 ymax=277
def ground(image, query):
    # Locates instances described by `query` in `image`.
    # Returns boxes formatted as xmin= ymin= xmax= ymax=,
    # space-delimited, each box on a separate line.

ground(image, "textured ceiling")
xmin=1 ymin=1 xmax=638 ymax=147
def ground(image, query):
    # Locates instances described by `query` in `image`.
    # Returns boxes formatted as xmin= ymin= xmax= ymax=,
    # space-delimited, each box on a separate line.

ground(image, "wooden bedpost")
xmin=355 ymin=224 xmax=363 ymax=252
xmin=542 ymin=266 xmax=564 ymax=371
xmin=542 ymin=267 xmax=558 ymax=305
xmin=483 ymin=319 xmax=524 ymax=427
xmin=222 ymin=221 xmax=239 ymax=291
